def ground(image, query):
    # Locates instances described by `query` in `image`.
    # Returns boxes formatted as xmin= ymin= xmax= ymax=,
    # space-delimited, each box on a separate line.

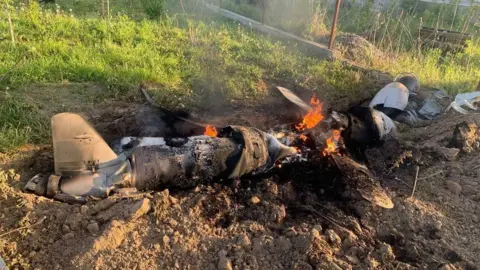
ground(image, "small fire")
xmin=204 ymin=125 xmax=218 ymax=137
xmin=296 ymin=94 xmax=324 ymax=131
xmin=299 ymin=134 xmax=308 ymax=141
xmin=323 ymin=129 xmax=341 ymax=156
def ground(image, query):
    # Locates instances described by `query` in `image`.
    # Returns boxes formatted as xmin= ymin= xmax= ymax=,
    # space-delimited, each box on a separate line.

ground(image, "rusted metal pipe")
xmin=328 ymin=0 xmax=342 ymax=50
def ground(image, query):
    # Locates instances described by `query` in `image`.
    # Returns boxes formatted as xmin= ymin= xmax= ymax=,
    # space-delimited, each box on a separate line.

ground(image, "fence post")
xmin=328 ymin=0 xmax=341 ymax=50
xmin=101 ymin=0 xmax=105 ymax=18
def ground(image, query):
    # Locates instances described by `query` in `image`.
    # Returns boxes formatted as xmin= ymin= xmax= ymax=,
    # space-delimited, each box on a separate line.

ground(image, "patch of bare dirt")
xmin=365 ymin=112 xmax=480 ymax=269
xmin=2 ymin=82 xmax=479 ymax=269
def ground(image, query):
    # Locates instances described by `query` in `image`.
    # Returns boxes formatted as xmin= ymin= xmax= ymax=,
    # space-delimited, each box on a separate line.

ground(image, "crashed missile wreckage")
xmin=25 ymin=113 xmax=300 ymax=203
xmin=24 ymin=102 xmax=397 ymax=211
xmin=26 ymin=75 xmax=450 ymax=209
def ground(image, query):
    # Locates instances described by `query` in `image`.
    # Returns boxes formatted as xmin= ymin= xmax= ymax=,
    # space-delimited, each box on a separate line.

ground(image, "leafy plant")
xmin=140 ymin=0 xmax=164 ymax=19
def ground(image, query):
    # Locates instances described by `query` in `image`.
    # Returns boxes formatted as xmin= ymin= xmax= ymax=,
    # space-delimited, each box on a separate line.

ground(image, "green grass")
xmin=220 ymin=0 xmax=480 ymax=93
xmin=0 ymin=93 xmax=49 ymax=151
xmin=0 ymin=3 xmax=363 ymax=98
xmin=0 ymin=1 xmax=370 ymax=152
xmin=372 ymin=44 xmax=480 ymax=93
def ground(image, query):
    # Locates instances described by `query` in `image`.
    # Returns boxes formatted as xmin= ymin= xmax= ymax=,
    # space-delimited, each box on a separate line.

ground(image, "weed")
xmin=0 ymin=93 xmax=49 ymax=152
xmin=141 ymin=0 xmax=165 ymax=19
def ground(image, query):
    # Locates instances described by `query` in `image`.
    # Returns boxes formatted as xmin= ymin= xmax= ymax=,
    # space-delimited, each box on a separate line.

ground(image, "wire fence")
xmin=214 ymin=0 xmax=479 ymax=54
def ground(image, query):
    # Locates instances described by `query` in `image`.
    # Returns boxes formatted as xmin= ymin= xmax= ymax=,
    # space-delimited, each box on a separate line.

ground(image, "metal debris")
xmin=446 ymin=91 xmax=480 ymax=114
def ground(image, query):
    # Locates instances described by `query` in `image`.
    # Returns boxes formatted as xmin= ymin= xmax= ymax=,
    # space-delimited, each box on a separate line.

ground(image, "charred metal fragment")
xmin=275 ymin=85 xmax=396 ymax=147
xmin=131 ymin=136 xmax=241 ymax=190
xmin=329 ymin=106 xmax=396 ymax=156
xmin=273 ymin=149 xmax=393 ymax=209
xmin=25 ymin=113 xmax=297 ymax=203
xmin=345 ymin=106 xmax=395 ymax=145
xmin=331 ymin=155 xmax=393 ymax=209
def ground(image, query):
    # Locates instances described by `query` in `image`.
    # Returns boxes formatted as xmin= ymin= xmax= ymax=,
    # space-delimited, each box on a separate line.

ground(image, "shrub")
xmin=141 ymin=0 xmax=164 ymax=19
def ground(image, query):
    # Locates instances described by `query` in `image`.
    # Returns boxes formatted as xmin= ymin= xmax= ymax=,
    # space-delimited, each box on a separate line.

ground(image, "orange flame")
xmin=204 ymin=125 xmax=218 ymax=137
xmin=296 ymin=94 xmax=324 ymax=131
xmin=323 ymin=129 xmax=341 ymax=156
xmin=299 ymin=134 xmax=308 ymax=141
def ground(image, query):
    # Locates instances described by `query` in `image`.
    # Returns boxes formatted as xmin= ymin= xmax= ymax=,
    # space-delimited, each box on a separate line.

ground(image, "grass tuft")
xmin=0 ymin=93 xmax=49 ymax=152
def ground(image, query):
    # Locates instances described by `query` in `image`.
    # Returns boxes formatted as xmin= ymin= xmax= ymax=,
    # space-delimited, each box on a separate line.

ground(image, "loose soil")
xmin=1 ymin=82 xmax=479 ymax=270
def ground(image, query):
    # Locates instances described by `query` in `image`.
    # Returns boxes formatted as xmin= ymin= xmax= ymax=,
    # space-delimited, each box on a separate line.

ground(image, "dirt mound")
xmin=335 ymin=34 xmax=388 ymax=67
xmin=366 ymin=112 xmax=480 ymax=269
xmin=0 ymin=172 xmax=390 ymax=269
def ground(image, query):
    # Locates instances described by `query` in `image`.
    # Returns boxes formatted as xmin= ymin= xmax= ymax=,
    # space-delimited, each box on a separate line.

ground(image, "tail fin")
xmin=276 ymin=86 xmax=312 ymax=112
xmin=52 ymin=113 xmax=117 ymax=176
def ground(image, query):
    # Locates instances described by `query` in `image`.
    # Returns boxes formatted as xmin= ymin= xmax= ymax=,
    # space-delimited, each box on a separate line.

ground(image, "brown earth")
xmin=1 ymin=82 xmax=479 ymax=270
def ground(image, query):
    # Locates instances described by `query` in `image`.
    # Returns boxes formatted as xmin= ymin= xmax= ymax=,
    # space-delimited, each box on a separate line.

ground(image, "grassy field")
xmin=221 ymin=0 xmax=480 ymax=93
xmin=0 ymin=0 xmax=372 ymax=152
xmin=1 ymin=0 xmax=479 ymax=152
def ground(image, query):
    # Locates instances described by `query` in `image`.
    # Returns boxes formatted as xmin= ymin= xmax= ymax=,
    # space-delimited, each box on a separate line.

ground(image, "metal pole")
xmin=328 ymin=0 xmax=342 ymax=50
xmin=410 ymin=166 xmax=420 ymax=198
